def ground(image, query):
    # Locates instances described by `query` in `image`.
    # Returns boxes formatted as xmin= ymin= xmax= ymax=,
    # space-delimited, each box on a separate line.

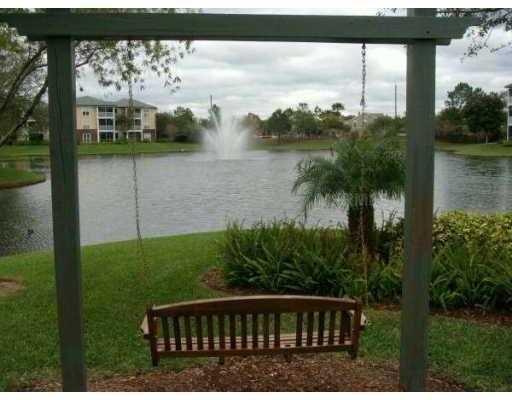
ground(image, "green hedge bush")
xmin=219 ymin=212 xmax=512 ymax=311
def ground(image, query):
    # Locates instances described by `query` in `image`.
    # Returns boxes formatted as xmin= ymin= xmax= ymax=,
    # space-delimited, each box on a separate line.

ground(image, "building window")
xmin=82 ymin=132 xmax=92 ymax=144
xmin=99 ymin=119 xmax=114 ymax=129
xmin=100 ymin=131 xmax=114 ymax=142
xmin=82 ymin=111 xmax=90 ymax=116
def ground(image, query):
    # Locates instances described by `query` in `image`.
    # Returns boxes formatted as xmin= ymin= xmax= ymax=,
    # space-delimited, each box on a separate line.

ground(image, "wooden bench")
xmin=141 ymin=295 xmax=365 ymax=366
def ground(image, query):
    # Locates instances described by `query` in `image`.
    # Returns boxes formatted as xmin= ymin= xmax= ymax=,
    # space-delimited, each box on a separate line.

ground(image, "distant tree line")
xmin=436 ymin=82 xmax=507 ymax=143
xmin=156 ymin=102 xmax=409 ymax=143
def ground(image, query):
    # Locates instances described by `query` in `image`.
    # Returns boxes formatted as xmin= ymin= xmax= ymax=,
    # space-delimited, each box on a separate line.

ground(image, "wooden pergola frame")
xmin=0 ymin=8 xmax=477 ymax=392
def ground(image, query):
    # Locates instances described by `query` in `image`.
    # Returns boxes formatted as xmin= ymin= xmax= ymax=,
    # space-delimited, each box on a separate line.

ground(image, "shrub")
xmin=28 ymin=133 xmax=45 ymax=145
xmin=220 ymin=213 xmax=512 ymax=311
xmin=433 ymin=211 xmax=512 ymax=254
xmin=221 ymin=220 xmax=354 ymax=296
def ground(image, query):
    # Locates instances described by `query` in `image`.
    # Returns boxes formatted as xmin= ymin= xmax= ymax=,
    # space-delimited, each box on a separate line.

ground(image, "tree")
xmin=292 ymin=103 xmax=319 ymax=137
xmin=115 ymin=112 xmax=131 ymax=138
xmin=445 ymin=82 xmax=474 ymax=110
xmin=331 ymin=102 xmax=345 ymax=113
xmin=156 ymin=112 xmax=174 ymax=140
xmin=171 ymin=106 xmax=199 ymax=141
xmin=241 ymin=113 xmax=263 ymax=136
xmin=292 ymin=134 xmax=405 ymax=257
xmin=463 ymin=91 xmax=506 ymax=140
xmin=436 ymin=107 xmax=465 ymax=141
xmin=438 ymin=9 xmax=512 ymax=55
xmin=387 ymin=9 xmax=512 ymax=56
xmin=0 ymin=8 xmax=193 ymax=147
xmin=266 ymin=109 xmax=292 ymax=142
xmin=316 ymin=104 xmax=349 ymax=135
xmin=367 ymin=115 xmax=405 ymax=136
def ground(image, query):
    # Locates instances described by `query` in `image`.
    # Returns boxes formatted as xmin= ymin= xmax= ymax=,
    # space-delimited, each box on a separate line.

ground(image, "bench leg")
xmin=349 ymin=349 xmax=358 ymax=360
xmin=152 ymin=355 xmax=160 ymax=367
xmin=218 ymin=356 xmax=225 ymax=365
xmin=284 ymin=353 xmax=292 ymax=363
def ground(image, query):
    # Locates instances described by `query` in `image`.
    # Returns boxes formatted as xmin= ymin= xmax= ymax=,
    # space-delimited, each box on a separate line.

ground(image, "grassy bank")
xmin=2 ymin=139 xmax=512 ymax=161
xmin=435 ymin=141 xmax=512 ymax=157
xmin=0 ymin=142 xmax=201 ymax=160
xmin=0 ymin=139 xmax=338 ymax=161
xmin=254 ymin=138 xmax=338 ymax=152
xmin=0 ymin=232 xmax=511 ymax=390
xmin=0 ymin=167 xmax=45 ymax=189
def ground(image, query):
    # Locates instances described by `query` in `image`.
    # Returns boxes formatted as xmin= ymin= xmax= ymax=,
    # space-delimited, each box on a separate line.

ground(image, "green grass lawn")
xmin=0 ymin=232 xmax=511 ymax=390
xmin=253 ymin=138 xmax=338 ymax=152
xmin=0 ymin=142 xmax=201 ymax=160
xmin=435 ymin=141 xmax=512 ymax=157
xmin=0 ymin=167 xmax=45 ymax=189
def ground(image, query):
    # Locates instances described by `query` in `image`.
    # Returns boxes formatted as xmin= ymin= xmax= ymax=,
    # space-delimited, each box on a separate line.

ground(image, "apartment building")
xmin=76 ymin=96 xmax=157 ymax=143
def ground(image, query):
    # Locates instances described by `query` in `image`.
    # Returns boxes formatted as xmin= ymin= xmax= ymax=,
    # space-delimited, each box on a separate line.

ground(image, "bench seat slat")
xmin=218 ymin=314 xmax=225 ymax=349
xmin=241 ymin=314 xmax=248 ymax=349
xmin=156 ymin=332 xmax=351 ymax=352
xmin=207 ymin=315 xmax=214 ymax=350
xmin=173 ymin=316 xmax=182 ymax=351
xmin=196 ymin=316 xmax=203 ymax=350
xmin=158 ymin=343 xmax=354 ymax=358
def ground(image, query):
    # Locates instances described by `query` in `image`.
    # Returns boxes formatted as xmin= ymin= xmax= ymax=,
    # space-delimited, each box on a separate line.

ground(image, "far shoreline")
xmin=1 ymin=139 xmax=512 ymax=162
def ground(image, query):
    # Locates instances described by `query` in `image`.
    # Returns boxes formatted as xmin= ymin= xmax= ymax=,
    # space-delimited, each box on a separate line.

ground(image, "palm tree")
xmin=292 ymin=134 xmax=405 ymax=256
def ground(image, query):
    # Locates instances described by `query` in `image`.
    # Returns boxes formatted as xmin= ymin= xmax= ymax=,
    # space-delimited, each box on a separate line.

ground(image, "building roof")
xmin=76 ymin=96 xmax=157 ymax=109
xmin=506 ymin=83 xmax=512 ymax=89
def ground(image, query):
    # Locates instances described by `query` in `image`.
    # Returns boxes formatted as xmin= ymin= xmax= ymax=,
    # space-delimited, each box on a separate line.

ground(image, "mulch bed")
xmin=203 ymin=267 xmax=512 ymax=327
xmin=0 ymin=277 xmax=24 ymax=297
xmin=201 ymin=267 xmax=270 ymax=296
xmin=372 ymin=303 xmax=512 ymax=327
xmin=26 ymin=354 xmax=465 ymax=392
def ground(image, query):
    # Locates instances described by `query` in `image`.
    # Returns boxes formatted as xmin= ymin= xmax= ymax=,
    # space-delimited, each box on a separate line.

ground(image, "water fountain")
xmin=202 ymin=112 xmax=250 ymax=159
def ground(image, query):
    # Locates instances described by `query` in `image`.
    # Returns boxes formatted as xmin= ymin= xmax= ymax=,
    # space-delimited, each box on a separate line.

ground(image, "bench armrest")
xmin=140 ymin=315 xmax=150 ymax=339
xmin=349 ymin=310 xmax=368 ymax=331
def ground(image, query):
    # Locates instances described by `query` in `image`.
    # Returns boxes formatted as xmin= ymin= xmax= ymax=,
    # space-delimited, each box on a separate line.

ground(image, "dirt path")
xmin=28 ymin=354 xmax=465 ymax=392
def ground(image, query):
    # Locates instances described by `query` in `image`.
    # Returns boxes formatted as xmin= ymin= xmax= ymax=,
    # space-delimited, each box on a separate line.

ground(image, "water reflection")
xmin=1 ymin=150 xmax=511 ymax=256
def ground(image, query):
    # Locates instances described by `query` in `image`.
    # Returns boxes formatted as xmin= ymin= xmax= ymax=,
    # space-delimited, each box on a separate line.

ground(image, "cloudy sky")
xmin=78 ymin=8 xmax=512 ymax=119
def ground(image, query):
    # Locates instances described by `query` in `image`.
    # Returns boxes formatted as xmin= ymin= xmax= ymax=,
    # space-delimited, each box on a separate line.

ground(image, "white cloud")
xmin=77 ymin=8 xmax=512 ymax=119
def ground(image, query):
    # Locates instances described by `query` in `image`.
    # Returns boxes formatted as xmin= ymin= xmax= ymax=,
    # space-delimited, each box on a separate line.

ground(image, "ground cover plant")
xmin=220 ymin=212 xmax=512 ymax=311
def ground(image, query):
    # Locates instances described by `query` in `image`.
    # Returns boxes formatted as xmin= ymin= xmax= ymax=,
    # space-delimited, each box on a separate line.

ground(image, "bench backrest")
xmin=145 ymin=295 xmax=363 ymax=354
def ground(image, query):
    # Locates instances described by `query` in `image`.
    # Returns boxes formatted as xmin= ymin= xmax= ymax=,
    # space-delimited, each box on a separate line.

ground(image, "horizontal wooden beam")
xmin=0 ymin=13 xmax=478 ymax=44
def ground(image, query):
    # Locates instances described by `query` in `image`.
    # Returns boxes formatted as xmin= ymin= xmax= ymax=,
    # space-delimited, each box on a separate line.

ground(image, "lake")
xmin=1 ymin=150 xmax=512 ymax=257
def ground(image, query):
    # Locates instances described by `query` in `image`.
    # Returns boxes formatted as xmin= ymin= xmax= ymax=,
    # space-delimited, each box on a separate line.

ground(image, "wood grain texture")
xmin=152 ymin=295 xmax=358 ymax=316
xmin=0 ymin=13 xmax=478 ymax=44
xmin=400 ymin=8 xmax=437 ymax=392
xmin=47 ymin=31 xmax=86 ymax=391
xmin=143 ymin=296 xmax=365 ymax=364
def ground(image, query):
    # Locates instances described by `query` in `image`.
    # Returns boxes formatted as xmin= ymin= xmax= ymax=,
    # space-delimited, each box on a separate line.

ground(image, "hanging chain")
xmin=360 ymin=43 xmax=367 ymax=132
xmin=126 ymin=47 xmax=152 ymax=307
xmin=359 ymin=43 xmax=369 ymax=305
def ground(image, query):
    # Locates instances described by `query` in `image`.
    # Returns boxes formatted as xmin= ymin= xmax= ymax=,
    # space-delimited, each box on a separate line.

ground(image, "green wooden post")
xmin=47 ymin=10 xmax=87 ymax=392
xmin=399 ymin=8 xmax=437 ymax=391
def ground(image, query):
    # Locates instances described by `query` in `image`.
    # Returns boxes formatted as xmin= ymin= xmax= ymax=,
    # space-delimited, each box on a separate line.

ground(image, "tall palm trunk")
xmin=347 ymin=199 xmax=375 ymax=256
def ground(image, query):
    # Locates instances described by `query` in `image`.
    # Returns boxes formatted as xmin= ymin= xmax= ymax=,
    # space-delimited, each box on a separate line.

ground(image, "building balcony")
xmin=98 ymin=112 xmax=114 ymax=118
